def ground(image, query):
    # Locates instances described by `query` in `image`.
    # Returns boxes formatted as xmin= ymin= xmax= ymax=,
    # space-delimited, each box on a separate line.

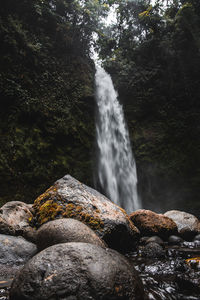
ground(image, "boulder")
xmin=164 ymin=210 xmax=200 ymax=240
xmin=186 ymin=257 xmax=200 ymax=270
xmin=168 ymin=235 xmax=183 ymax=245
xmin=140 ymin=242 xmax=165 ymax=259
xmin=146 ymin=236 xmax=164 ymax=246
xmin=32 ymin=175 xmax=140 ymax=252
xmin=0 ymin=234 xmax=37 ymax=265
xmin=139 ymin=236 xmax=149 ymax=245
xmin=0 ymin=201 xmax=36 ymax=242
xmin=194 ymin=234 xmax=200 ymax=242
xmin=129 ymin=209 xmax=177 ymax=239
xmin=36 ymin=218 xmax=106 ymax=251
xmin=10 ymin=242 xmax=144 ymax=300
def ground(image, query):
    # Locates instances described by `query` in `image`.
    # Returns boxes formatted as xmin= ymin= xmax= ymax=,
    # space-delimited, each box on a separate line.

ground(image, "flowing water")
xmin=95 ymin=65 xmax=141 ymax=213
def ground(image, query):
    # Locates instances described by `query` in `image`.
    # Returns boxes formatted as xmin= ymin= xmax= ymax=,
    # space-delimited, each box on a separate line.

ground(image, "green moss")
xmin=32 ymin=186 xmax=104 ymax=231
xmin=36 ymin=200 xmax=64 ymax=225
xmin=62 ymin=203 xmax=104 ymax=231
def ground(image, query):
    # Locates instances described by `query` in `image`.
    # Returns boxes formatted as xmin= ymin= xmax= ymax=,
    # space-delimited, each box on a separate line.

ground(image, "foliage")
xmin=0 ymin=0 xmax=102 ymax=205
xmin=1 ymin=0 xmax=200 ymax=216
xmin=98 ymin=0 xmax=200 ymax=216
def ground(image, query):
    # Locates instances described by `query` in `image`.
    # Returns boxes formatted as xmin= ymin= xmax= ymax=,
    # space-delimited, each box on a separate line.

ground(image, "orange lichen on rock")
xmin=37 ymin=200 xmax=64 ymax=225
xmin=114 ymin=285 xmax=123 ymax=297
xmin=62 ymin=203 xmax=104 ymax=231
xmin=32 ymin=186 xmax=105 ymax=230
xmin=129 ymin=209 xmax=177 ymax=239
xmin=31 ymin=185 xmax=66 ymax=226
xmin=30 ymin=175 xmax=140 ymax=252
xmin=186 ymin=257 xmax=200 ymax=265
xmin=33 ymin=185 xmax=58 ymax=210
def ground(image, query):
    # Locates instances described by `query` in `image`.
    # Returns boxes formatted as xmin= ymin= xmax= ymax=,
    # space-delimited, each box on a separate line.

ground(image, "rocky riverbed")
xmin=0 ymin=175 xmax=199 ymax=300
xmin=130 ymin=243 xmax=200 ymax=299
xmin=0 ymin=241 xmax=199 ymax=300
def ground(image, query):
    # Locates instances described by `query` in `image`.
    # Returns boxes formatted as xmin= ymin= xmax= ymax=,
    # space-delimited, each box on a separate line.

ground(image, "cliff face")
xmin=102 ymin=2 xmax=200 ymax=217
xmin=0 ymin=0 xmax=95 ymax=205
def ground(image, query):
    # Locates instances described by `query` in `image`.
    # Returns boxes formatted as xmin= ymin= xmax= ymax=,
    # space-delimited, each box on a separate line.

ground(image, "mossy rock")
xmin=32 ymin=175 xmax=140 ymax=252
xmin=129 ymin=209 xmax=178 ymax=239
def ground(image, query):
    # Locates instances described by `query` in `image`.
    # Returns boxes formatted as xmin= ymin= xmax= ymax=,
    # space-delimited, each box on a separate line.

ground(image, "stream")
xmin=128 ymin=242 xmax=200 ymax=300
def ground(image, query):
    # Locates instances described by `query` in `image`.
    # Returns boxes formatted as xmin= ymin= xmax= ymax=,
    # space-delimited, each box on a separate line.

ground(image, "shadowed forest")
xmin=0 ymin=0 xmax=200 ymax=217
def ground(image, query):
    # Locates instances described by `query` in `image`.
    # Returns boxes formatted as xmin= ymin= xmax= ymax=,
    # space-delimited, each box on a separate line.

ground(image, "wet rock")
xmin=129 ymin=209 xmax=177 ymax=239
xmin=193 ymin=234 xmax=200 ymax=242
xmin=33 ymin=175 xmax=140 ymax=252
xmin=168 ymin=235 xmax=183 ymax=245
xmin=164 ymin=210 xmax=200 ymax=241
xmin=186 ymin=257 xmax=200 ymax=270
xmin=174 ymin=259 xmax=189 ymax=272
xmin=194 ymin=240 xmax=200 ymax=247
xmin=174 ymin=247 xmax=200 ymax=259
xmin=10 ymin=242 xmax=144 ymax=300
xmin=0 ymin=201 xmax=36 ymax=242
xmin=140 ymin=242 xmax=165 ymax=258
xmin=0 ymin=234 xmax=37 ymax=265
xmin=36 ymin=218 xmax=106 ymax=251
xmin=139 ymin=236 xmax=149 ymax=245
xmin=176 ymin=273 xmax=200 ymax=295
xmin=146 ymin=236 xmax=164 ymax=246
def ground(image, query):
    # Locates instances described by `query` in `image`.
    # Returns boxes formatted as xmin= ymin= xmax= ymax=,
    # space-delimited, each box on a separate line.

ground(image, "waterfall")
xmin=95 ymin=65 xmax=141 ymax=213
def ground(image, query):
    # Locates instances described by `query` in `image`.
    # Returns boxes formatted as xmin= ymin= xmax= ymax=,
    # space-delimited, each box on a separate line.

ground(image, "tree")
xmin=0 ymin=0 xmax=110 ymax=205
xmin=97 ymin=0 xmax=200 ymax=215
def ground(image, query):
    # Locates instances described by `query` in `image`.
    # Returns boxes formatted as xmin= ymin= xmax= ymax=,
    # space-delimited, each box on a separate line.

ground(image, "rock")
xmin=0 ymin=201 xmax=36 ymax=242
xmin=139 ymin=236 xmax=150 ymax=245
xmin=168 ymin=235 xmax=183 ymax=245
xmin=140 ymin=242 xmax=165 ymax=258
xmin=129 ymin=209 xmax=177 ymax=239
xmin=10 ymin=242 xmax=144 ymax=300
xmin=164 ymin=210 xmax=200 ymax=241
xmin=146 ymin=236 xmax=164 ymax=246
xmin=32 ymin=175 xmax=140 ymax=252
xmin=194 ymin=240 xmax=200 ymax=247
xmin=194 ymin=234 xmax=200 ymax=242
xmin=176 ymin=273 xmax=200 ymax=294
xmin=0 ymin=234 xmax=37 ymax=265
xmin=36 ymin=218 xmax=106 ymax=251
xmin=186 ymin=257 xmax=200 ymax=270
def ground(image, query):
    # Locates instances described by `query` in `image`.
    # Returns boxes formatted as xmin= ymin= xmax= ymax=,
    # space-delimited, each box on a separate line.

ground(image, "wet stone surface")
xmin=1 ymin=241 xmax=200 ymax=299
xmin=127 ymin=241 xmax=200 ymax=300
xmin=0 ymin=288 xmax=8 ymax=300
xmin=0 ymin=264 xmax=23 ymax=300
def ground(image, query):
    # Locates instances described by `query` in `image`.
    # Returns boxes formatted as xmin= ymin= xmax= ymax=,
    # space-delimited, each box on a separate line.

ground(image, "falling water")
xmin=95 ymin=65 xmax=141 ymax=213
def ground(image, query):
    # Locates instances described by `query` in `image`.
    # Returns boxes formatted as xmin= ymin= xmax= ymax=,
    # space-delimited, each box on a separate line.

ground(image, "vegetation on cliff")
xmin=98 ymin=0 xmax=200 ymax=216
xmin=0 ymin=0 xmax=200 ymax=216
xmin=0 ymin=0 xmax=103 ymax=204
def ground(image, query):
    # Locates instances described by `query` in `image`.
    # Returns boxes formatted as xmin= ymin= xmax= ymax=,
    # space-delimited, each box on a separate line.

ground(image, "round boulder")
xmin=36 ymin=218 xmax=106 ymax=251
xmin=146 ymin=236 xmax=164 ymax=246
xmin=10 ymin=242 xmax=144 ymax=300
xmin=164 ymin=210 xmax=200 ymax=240
xmin=194 ymin=234 xmax=200 ymax=242
xmin=139 ymin=236 xmax=150 ymax=245
xmin=0 ymin=201 xmax=36 ymax=242
xmin=140 ymin=242 xmax=165 ymax=259
xmin=129 ymin=209 xmax=177 ymax=239
xmin=0 ymin=234 xmax=37 ymax=265
xmin=32 ymin=175 xmax=140 ymax=252
xmin=168 ymin=235 xmax=183 ymax=245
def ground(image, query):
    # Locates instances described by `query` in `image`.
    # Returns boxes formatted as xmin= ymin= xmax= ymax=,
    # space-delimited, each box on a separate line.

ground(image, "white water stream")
xmin=95 ymin=66 xmax=141 ymax=213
